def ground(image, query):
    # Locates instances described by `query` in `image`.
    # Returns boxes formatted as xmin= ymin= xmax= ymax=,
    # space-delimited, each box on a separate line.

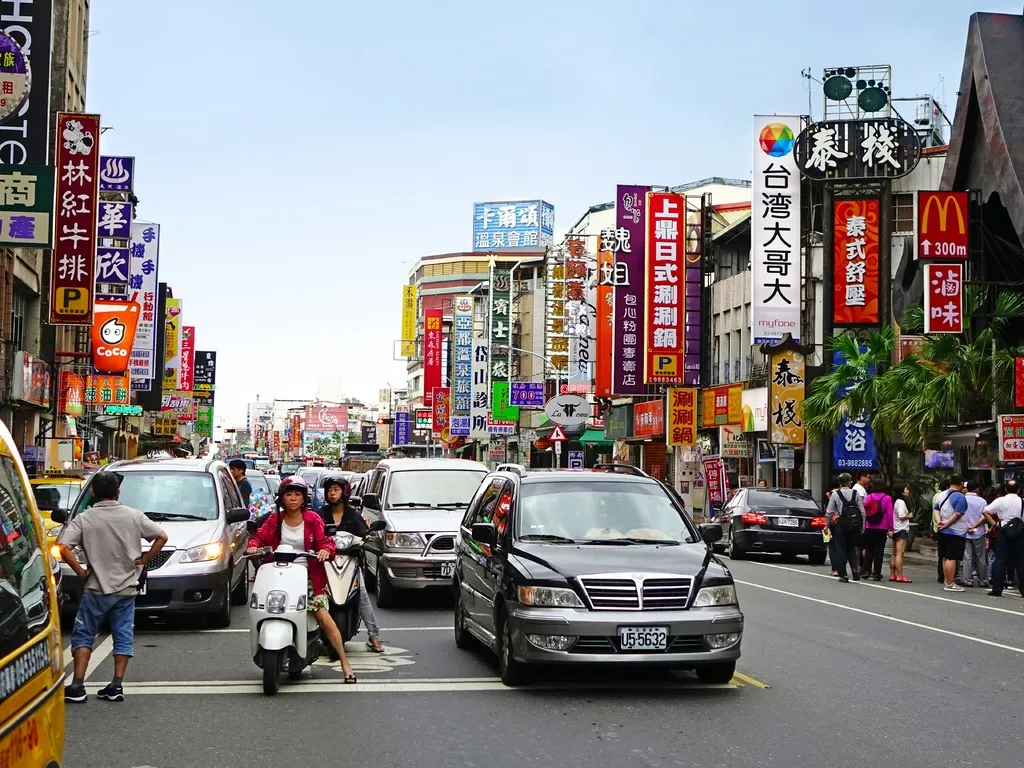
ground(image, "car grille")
xmin=568 ymin=635 xmax=708 ymax=654
xmin=577 ymin=578 xmax=640 ymax=610
xmin=426 ymin=535 xmax=455 ymax=552
xmin=578 ymin=576 xmax=693 ymax=610
xmin=641 ymin=578 xmax=692 ymax=610
xmin=145 ymin=550 xmax=175 ymax=571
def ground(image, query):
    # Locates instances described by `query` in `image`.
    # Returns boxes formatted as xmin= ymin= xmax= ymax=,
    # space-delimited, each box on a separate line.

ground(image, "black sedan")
xmin=714 ymin=488 xmax=828 ymax=564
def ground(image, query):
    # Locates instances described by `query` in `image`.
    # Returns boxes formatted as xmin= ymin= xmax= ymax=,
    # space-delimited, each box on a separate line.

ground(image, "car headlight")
xmin=385 ymin=532 xmax=425 ymax=550
xmin=266 ymin=590 xmax=288 ymax=614
xmin=180 ymin=541 xmax=225 ymax=563
xmin=517 ymin=586 xmax=584 ymax=608
xmin=692 ymin=584 xmax=738 ymax=607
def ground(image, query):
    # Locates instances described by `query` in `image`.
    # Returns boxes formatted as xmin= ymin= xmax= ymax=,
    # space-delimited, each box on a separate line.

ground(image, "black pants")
xmin=832 ymin=525 xmax=860 ymax=579
xmin=861 ymin=529 xmax=888 ymax=578
xmin=991 ymin=533 xmax=1024 ymax=596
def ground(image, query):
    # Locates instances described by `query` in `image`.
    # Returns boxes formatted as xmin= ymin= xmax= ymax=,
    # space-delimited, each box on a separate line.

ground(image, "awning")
xmin=942 ymin=425 xmax=995 ymax=448
xmin=580 ymin=429 xmax=613 ymax=446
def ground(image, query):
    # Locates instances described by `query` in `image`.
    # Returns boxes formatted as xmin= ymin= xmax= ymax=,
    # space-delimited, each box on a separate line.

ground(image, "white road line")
xmin=141 ymin=625 xmax=452 ymax=636
xmin=126 ymin=676 xmax=503 ymax=686
xmin=84 ymin=635 xmax=114 ymax=679
xmin=734 ymin=578 xmax=1024 ymax=655
xmin=742 ymin=560 xmax=1024 ymax=618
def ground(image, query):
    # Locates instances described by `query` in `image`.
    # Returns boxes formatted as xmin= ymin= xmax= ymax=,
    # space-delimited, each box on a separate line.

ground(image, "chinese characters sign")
xmin=395 ymin=409 xmax=411 ymax=446
xmin=794 ymin=118 xmax=922 ymax=181
xmin=471 ymin=338 xmax=490 ymax=440
xmin=0 ymin=165 xmax=53 ymax=246
xmin=595 ymin=236 xmax=614 ymax=397
xmin=96 ymin=201 xmax=132 ymax=240
xmin=831 ymin=350 xmax=877 ymax=470
xmin=768 ymin=349 xmax=805 ymax=445
xmin=917 ymin=191 xmax=969 ymax=260
xmin=193 ymin=350 xmax=217 ymax=396
xmin=666 ymin=388 xmax=697 ymax=447
xmin=752 ymin=115 xmax=802 ymax=344
xmin=128 ymin=222 xmax=160 ymax=383
xmin=473 ymin=200 xmax=554 ymax=251
xmin=179 ymin=326 xmax=195 ymax=392
xmin=611 ymin=184 xmax=648 ymax=394
xmin=564 ymin=238 xmax=595 ymax=394
xmin=702 ymin=456 xmax=727 ymax=505
xmin=84 ymin=375 xmax=130 ymax=407
xmin=96 ymin=247 xmax=129 ymax=294
xmin=923 ymin=263 xmax=964 ymax=334
xmin=423 ymin=308 xmax=442 ymax=407
xmin=431 ymin=387 xmax=450 ymax=436
xmin=58 ymin=372 xmax=85 ymax=417
xmin=162 ymin=298 xmax=182 ymax=392
xmin=0 ymin=31 xmax=30 ymax=123
xmin=509 ymin=381 xmax=545 ymax=407
xmin=50 ymin=113 xmax=101 ymax=324
xmin=98 ymin=156 xmax=135 ymax=193
xmin=304 ymin=405 xmax=348 ymax=432
xmin=645 ymin=191 xmax=686 ymax=383
xmin=833 ymin=198 xmax=880 ymax=325
xmin=682 ymin=205 xmax=703 ymax=386
xmin=701 ymin=385 xmax=742 ymax=427
xmin=451 ymin=295 xmax=473 ymax=437
xmin=488 ymin=265 xmax=518 ymax=429
xmin=998 ymin=414 xmax=1024 ymax=463
xmin=400 ymin=285 xmax=416 ymax=357
xmin=544 ymin=254 xmax=569 ymax=381
xmin=153 ymin=416 xmax=179 ymax=436
xmin=633 ymin=399 xmax=664 ymax=439
xmin=195 ymin=405 xmax=213 ymax=439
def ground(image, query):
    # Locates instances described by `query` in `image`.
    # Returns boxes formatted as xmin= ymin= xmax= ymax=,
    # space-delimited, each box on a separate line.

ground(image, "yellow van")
xmin=0 ymin=423 xmax=65 ymax=766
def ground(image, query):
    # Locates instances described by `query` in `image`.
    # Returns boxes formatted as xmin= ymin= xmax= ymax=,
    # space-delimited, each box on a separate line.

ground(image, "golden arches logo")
xmin=921 ymin=193 xmax=966 ymax=235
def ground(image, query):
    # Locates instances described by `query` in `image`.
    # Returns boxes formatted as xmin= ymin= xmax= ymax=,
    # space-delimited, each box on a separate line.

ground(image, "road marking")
xmin=312 ymin=643 xmax=416 ymax=673
xmin=731 ymin=672 xmax=770 ymax=689
xmin=84 ymin=635 xmax=114 ymax=679
xmin=141 ymin=625 xmax=452 ymax=636
xmin=735 ymin=579 xmax=1024 ymax=655
xmin=742 ymin=560 xmax=1024 ymax=618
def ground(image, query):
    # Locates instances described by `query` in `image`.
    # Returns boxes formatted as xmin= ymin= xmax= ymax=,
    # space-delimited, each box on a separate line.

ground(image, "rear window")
xmin=33 ymin=481 xmax=80 ymax=510
xmin=746 ymin=490 xmax=819 ymax=510
xmin=75 ymin=471 xmax=220 ymax=521
xmin=246 ymin=472 xmax=271 ymax=494
xmin=299 ymin=469 xmax=325 ymax=485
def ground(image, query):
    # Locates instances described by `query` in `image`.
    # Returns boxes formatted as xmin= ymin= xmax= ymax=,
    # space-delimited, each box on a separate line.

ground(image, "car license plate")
xmin=777 ymin=517 xmax=799 ymax=527
xmin=440 ymin=562 xmax=455 ymax=578
xmin=618 ymin=626 xmax=668 ymax=651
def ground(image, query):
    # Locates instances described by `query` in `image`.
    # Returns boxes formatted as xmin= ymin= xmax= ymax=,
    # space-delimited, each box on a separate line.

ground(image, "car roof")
xmin=245 ymin=469 xmax=266 ymax=476
xmin=378 ymin=458 xmax=488 ymax=472
xmin=103 ymin=457 xmax=223 ymax=473
xmin=497 ymin=469 xmax=660 ymax=486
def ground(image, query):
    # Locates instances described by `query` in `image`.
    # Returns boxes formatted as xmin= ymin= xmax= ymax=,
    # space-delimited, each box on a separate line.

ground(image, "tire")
xmin=453 ymin=588 xmax=473 ymax=650
xmin=231 ymin=565 xmax=249 ymax=605
xmin=207 ymin=578 xmax=232 ymax=628
xmin=728 ymin=531 xmax=746 ymax=560
xmin=375 ymin=562 xmax=396 ymax=609
xmin=497 ymin=610 xmax=530 ymax=686
xmin=263 ymin=649 xmax=281 ymax=695
xmin=808 ymin=551 xmax=827 ymax=566
xmin=288 ymin=667 xmax=304 ymax=681
xmin=333 ymin=607 xmax=354 ymax=644
xmin=696 ymin=660 xmax=736 ymax=685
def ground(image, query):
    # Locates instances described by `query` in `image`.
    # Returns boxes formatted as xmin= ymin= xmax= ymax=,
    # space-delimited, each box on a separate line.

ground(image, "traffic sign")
xmin=550 ymin=424 xmax=567 ymax=442
xmin=917 ymin=191 xmax=969 ymax=260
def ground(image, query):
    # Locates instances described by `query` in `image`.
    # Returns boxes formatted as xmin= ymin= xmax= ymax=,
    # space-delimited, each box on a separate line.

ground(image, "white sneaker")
xmin=944 ymin=583 xmax=965 ymax=592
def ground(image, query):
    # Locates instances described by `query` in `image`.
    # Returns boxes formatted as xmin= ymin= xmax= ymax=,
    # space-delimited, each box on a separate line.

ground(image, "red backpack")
xmin=864 ymin=493 xmax=883 ymax=523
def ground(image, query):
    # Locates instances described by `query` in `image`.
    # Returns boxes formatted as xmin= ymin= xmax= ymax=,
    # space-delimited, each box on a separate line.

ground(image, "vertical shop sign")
xmin=1015 ymin=356 xmax=1024 ymax=409
xmin=193 ymin=350 xmax=216 ymax=394
xmin=95 ymin=247 xmax=130 ymax=295
xmin=431 ymin=387 xmax=450 ymax=437
xmin=831 ymin=349 xmax=877 ymax=470
xmin=544 ymin=254 xmax=569 ymax=382
xmin=179 ymin=326 xmax=195 ymax=392
xmin=488 ymin=264 xmax=518 ymax=429
xmin=833 ymin=198 xmax=880 ymax=325
xmin=0 ymin=164 xmax=54 ymax=246
xmin=701 ymin=385 xmax=743 ymax=427
xmin=595 ymin=235 xmax=614 ymax=396
xmin=645 ymin=191 xmax=686 ymax=384
xmin=702 ymin=456 xmax=727 ymax=504
xmin=292 ymin=414 xmax=302 ymax=450
xmin=128 ymin=222 xmax=160 ymax=384
xmin=96 ymin=201 xmax=132 ymax=239
xmin=400 ymin=285 xmax=417 ymax=357
xmin=605 ymin=184 xmax=648 ymax=394
xmin=395 ymin=409 xmax=411 ymax=446
xmin=666 ymin=388 xmax=697 ymax=447
xmin=565 ymin=238 xmax=594 ymax=393
xmin=451 ymin=295 xmax=473 ymax=436
xmin=923 ymin=263 xmax=963 ymax=334
xmin=683 ymin=204 xmax=703 ymax=385
xmin=50 ymin=113 xmax=101 ymax=324
xmin=768 ymin=349 xmax=805 ymax=445
xmin=423 ymin=308 xmax=442 ymax=407
xmin=162 ymin=298 xmax=182 ymax=392
xmin=98 ymin=156 xmax=135 ymax=193
xmin=470 ymin=337 xmax=489 ymax=440
xmin=0 ymin=1 xmax=52 ymax=166
xmin=752 ymin=115 xmax=802 ymax=343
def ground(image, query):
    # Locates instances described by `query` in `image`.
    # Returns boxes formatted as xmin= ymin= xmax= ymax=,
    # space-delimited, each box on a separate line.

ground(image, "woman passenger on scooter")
xmin=246 ymin=475 xmax=357 ymax=683
xmin=319 ymin=474 xmax=386 ymax=653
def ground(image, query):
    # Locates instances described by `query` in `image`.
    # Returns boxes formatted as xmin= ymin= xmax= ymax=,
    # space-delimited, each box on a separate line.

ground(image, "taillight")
xmin=810 ymin=516 xmax=827 ymax=529
xmin=741 ymin=511 xmax=767 ymax=525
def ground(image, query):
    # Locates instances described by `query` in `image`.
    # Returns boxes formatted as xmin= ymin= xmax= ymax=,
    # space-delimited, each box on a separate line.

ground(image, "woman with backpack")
xmin=825 ymin=473 xmax=865 ymax=582
xmin=862 ymin=479 xmax=895 ymax=581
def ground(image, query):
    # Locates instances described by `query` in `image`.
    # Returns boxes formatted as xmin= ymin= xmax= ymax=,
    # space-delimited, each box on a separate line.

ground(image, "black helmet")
xmin=321 ymin=473 xmax=351 ymax=500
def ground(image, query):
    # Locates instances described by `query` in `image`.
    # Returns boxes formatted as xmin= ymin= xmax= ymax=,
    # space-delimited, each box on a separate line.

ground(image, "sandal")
xmin=889 ymin=576 xmax=898 ymax=582
xmin=366 ymin=640 xmax=385 ymax=654
xmin=898 ymin=576 xmax=913 ymax=583
xmin=344 ymin=673 xmax=357 ymax=684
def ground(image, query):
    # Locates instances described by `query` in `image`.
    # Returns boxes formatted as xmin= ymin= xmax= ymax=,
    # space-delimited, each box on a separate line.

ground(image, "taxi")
xmin=30 ymin=472 xmax=85 ymax=536
xmin=0 ymin=425 xmax=66 ymax=765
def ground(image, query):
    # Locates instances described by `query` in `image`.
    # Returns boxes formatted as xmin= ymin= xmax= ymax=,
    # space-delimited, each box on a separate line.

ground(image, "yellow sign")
xmin=769 ymin=349 xmax=806 ymax=445
xmin=650 ymin=353 xmax=680 ymax=379
xmin=666 ymin=388 xmax=697 ymax=447
xmin=55 ymin=286 xmax=90 ymax=315
xmin=920 ymin=192 xmax=966 ymax=234
xmin=400 ymin=285 xmax=417 ymax=357
xmin=162 ymin=298 xmax=181 ymax=392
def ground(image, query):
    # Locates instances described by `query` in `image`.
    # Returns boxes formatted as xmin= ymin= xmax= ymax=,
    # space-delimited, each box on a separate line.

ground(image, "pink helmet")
xmin=277 ymin=474 xmax=309 ymax=502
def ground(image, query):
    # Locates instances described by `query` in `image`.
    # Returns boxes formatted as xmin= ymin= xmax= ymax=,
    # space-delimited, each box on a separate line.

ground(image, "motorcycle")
xmin=324 ymin=520 xmax=387 ymax=657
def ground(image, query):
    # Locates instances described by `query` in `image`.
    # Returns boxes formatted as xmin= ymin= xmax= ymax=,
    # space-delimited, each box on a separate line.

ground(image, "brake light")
xmin=810 ymin=516 xmax=827 ymax=529
xmin=741 ymin=511 xmax=767 ymax=525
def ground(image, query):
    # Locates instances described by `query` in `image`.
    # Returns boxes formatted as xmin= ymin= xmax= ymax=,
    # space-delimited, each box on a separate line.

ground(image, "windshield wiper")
xmin=519 ymin=534 xmax=576 ymax=543
xmin=577 ymin=538 xmax=634 ymax=546
xmin=388 ymin=502 xmax=435 ymax=508
xmin=433 ymin=502 xmax=467 ymax=508
xmin=145 ymin=512 xmax=209 ymax=521
xmin=615 ymin=537 xmax=681 ymax=546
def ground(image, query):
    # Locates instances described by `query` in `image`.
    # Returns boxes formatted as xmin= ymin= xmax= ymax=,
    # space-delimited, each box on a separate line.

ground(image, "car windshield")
xmin=746 ymin=490 xmax=819 ymax=510
xmin=385 ymin=470 xmax=487 ymax=509
xmin=518 ymin=481 xmax=697 ymax=544
xmin=75 ymin=471 xmax=219 ymax=521
xmin=33 ymin=482 xmax=79 ymax=510
xmin=246 ymin=472 xmax=271 ymax=494
xmin=299 ymin=469 xmax=325 ymax=485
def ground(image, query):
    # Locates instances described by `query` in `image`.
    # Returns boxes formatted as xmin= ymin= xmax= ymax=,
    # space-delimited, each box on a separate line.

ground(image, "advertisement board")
xmin=162 ymin=298 xmax=182 ymax=392
xmin=473 ymin=200 xmax=553 ymax=251
xmin=645 ymin=191 xmax=686 ymax=384
xmin=833 ymin=198 xmax=880 ymax=326
xmin=304 ymin=405 xmax=349 ymax=433
xmin=91 ymin=299 xmax=140 ymax=375
xmin=128 ymin=222 xmax=161 ymax=381
xmin=998 ymin=414 xmax=1024 ymax=463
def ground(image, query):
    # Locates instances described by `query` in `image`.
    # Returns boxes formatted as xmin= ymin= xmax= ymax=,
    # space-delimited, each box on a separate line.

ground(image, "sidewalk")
xmin=899 ymin=539 xmax=938 ymax=567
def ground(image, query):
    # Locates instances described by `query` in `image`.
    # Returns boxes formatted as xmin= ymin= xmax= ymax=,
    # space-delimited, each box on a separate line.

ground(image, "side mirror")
xmin=699 ymin=523 xmax=723 ymax=545
xmin=226 ymin=507 xmax=250 ymax=525
xmin=361 ymin=493 xmax=380 ymax=511
xmin=49 ymin=509 xmax=68 ymax=525
xmin=246 ymin=520 xmax=258 ymax=534
xmin=324 ymin=524 xmax=338 ymax=537
xmin=471 ymin=523 xmax=497 ymax=547
xmin=369 ymin=519 xmax=387 ymax=533
xmin=348 ymin=496 xmax=362 ymax=508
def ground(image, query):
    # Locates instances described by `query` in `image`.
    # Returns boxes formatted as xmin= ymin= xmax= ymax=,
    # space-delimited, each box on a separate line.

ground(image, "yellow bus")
xmin=0 ymin=421 xmax=64 ymax=766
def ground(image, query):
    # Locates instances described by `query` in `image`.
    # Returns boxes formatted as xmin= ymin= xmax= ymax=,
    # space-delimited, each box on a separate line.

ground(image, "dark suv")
xmin=452 ymin=466 xmax=743 ymax=686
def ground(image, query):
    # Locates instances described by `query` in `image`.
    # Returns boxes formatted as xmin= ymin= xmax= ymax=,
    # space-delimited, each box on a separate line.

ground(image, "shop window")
xmin=10 ymin=289 xmax=27 ymax=351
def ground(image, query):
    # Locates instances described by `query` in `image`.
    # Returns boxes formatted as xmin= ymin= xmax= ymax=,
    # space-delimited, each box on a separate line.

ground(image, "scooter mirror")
xmin=369 ymin=519 xmax=387 ymax=533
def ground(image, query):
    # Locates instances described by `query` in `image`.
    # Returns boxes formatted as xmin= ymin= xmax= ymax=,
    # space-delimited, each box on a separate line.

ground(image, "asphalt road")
xmin=62 ymin=555 xmax=1024 ymax=768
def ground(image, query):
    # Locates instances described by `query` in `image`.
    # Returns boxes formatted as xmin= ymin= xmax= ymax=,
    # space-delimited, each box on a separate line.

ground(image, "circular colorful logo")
xmin=759 ymin=123 xmax=795 ymax=157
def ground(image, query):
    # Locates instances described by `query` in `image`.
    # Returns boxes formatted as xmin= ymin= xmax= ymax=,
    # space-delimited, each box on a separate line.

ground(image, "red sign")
xmin=431 ymin=387 xmax=450 ymax=435
xmin=58 ymin=372 xmax=85 ymax=417
xmin=1016 ymin=357 xmax=1024 ymax=409
xmin=423 ymin=308 xmax=443 ymax=407
xmin=633 ymin=399 xmax=665 ymax=438
xmin=833 ymin=198 xmax=880 ymax=325
xmin=91 ymin=299 xmax=140 ymax=374
xmin=273 ymin=431 xmax=281 ymax=454
xmin=292 ymin=414 xmax=302 ymax=450
xmin=918 ymin=191 xmax=969 ymax=260
xmin=550 ymin=424 xmax=567 ymax=442
xmin=596 ymin=236 xmax=614 ymax=397
xmin=998 ymin=414 xmax=1024 ymax=463
xmin=50 ymin=113 xmax=101 ymax=324
xmin=179 ymin=326 xmax=195 ymax=391
xmin=645 ymin=192 xmax=686 ymax=384
xmin=923 ymin=263 xmax=963 ymax=334
xmin=84 ymin=375 xmax=130 ymax=406
xmin=702 ymin=456 xmax=727 ymax=504
xmin=304 ymin=405 xmax=349 ymax=432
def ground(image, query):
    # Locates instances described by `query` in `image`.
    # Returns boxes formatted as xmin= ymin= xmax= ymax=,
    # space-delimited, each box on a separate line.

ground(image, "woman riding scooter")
xmin=246 ymin=475 xmax=357 ymax=683
xmin=319 ymin=474 xmax=386 ymax=653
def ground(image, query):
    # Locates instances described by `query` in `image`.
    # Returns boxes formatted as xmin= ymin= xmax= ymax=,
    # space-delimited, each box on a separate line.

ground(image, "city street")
xmin=64 ymin=556 xmax=1024 ymax=768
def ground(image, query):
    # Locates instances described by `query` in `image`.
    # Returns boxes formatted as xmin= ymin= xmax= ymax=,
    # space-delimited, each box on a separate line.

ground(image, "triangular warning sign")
xmin=550 ymin=425 xmax=568 ymax=442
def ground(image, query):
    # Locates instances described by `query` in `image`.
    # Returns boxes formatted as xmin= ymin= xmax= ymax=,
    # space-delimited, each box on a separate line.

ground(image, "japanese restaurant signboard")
xmin=645 ymin=191 xmax=686 ymax=384
xmin=923 ymin=263 xmax=963 ymax=334
xmin=794 ymin=118 xmax=922 ymax=182
xmin=50 ymin=113 xmax=101 ymax=324
xmin=833 ymin=198 xmax=880 ymax=326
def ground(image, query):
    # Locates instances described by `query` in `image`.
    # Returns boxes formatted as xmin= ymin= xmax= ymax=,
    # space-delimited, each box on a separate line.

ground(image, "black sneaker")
xmin=96 ymin=683 xmax=124 ymax=702
xmin=64 ymin=683 xmax=87 ymax=703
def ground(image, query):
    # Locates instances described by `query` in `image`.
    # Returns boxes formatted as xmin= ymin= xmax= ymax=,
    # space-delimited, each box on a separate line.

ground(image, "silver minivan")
xmin=53 ymin=457 xmax=251 ymax=626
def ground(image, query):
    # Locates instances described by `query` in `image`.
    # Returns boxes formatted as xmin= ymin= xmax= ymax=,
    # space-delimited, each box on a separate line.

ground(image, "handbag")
xmin=1002 ymin=498 xmax=1024 ymax=540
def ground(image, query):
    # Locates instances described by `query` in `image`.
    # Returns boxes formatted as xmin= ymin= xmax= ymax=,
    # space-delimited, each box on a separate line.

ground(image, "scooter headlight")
xmin=267 ymin=590 xmax=288 ymax=614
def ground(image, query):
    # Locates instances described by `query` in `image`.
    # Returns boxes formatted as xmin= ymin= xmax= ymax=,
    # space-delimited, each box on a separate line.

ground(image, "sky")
xmin=86 ymin=0 xmax=1021 ymax=427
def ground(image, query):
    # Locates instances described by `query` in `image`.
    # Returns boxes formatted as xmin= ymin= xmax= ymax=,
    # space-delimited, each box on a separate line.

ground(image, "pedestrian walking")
xmin=862 ymin=479 xmax=894 ymax=581
xmin=825 ymin=473 xmax=864 ymax=582
xmin=983 ymin=479 xmax=1024 ymax=598
xmin=934 ymin=475 xmax=969 ymax=593
xmin=826 ymin=475 xmax=841 ymax=576
xmin=889 ymin=485 xmax=913 ymax=583
xmin=962 ymin=480 xmax=989 ymax=588
xmin=58 ymin=472 xmax=169 ymax=703
xmin=230 ymin=459 xmax=253 ymax=505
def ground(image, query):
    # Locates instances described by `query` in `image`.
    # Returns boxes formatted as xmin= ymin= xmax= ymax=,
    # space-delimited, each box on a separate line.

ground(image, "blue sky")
xmin=87 ymin=1 xmax=1019 ymax=426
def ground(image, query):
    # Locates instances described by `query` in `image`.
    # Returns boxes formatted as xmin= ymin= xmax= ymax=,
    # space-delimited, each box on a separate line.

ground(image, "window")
xmin=384 ymin=469 xmax=487 ymax=509
xmin=368 ymin=469 xmax=385 ymax=496
xmin=221 ymin=470 xmax=244 ymax=509
xmin=10 ymin=289 xmax=27 ymax=351
xmin=76 ymin=471 xmax=219 ymax=520
xmin=0 ymin=456 xmax=52 ymax=658
xmin=891 ymin=192 xmax=914 ymax=235
xmin=466 ymin=479 xmax=506 ymax=528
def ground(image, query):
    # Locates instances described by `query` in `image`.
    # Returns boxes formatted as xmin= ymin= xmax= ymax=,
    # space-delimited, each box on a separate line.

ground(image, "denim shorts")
xmin=72 ymin=593 xmax=136 ymax=657
xmin=892 ymin=530 xmax=910 ymax=542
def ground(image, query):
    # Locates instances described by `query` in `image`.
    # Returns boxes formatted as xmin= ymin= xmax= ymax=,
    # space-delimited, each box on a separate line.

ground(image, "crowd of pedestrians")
xmin=823 ymin=473 xmax=1023 ymax=597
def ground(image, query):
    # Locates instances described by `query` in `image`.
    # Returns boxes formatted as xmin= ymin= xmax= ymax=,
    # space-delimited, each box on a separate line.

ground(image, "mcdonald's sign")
xmin=917 ymin=191 xmax=969 ymax=260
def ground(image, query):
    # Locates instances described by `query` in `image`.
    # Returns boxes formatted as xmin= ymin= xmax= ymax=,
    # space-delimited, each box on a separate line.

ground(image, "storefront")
xmin=9 ymin=351 xmax=51 ymax=454
xmin=630 ymin=399 xmax=667 ymax=481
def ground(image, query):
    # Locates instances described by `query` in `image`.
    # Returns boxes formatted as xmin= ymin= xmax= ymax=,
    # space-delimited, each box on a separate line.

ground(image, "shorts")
xmin=939 ymin=532 xmax=967 ymax=562
xmin=892 ymin=530 xmax=910 ymax=542
xmin=72 ymin=592 xmax=136 ymax=657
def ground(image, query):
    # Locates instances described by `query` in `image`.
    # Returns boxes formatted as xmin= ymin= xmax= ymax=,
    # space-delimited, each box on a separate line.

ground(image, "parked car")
xmin=52 ymin=457 xmax=251 ymax=626
xmin=354 ymin=458 xmax=489 ymax=608
xmin=713 ymin=487 xmax=828 ymax=564
xmin=452 ymin=465 xmax=741 ymax=686
xmin=245 ymin=469 xmax=272 ymax=498
xmin=31 ymin=474 xmax=85 ymax=535
xmin=266 ymin=475 xmax=281 ymax=495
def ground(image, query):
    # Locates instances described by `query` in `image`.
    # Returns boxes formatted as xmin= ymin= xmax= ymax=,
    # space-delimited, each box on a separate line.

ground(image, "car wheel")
xmin=453 ymin=588 xmax=473 ymax=650
xmin=375 ymin=562 xmax=395 ymax=609
xmin=231 ymin=565 xmax=249 ymax=604
xmin=498 ymin=609 xmax=530 ymax=687
xmin=808 ymin=551 xmax=827 ymax=566
xmin=262 ymin=649 xmax=281 ymax=695
xmin=728 ymin=531 xmax=746 ymax=560
xmin=696 ymin=660 xmax=736 ymax=685
xmin=208 ymin=577 xmax=232 ymax=628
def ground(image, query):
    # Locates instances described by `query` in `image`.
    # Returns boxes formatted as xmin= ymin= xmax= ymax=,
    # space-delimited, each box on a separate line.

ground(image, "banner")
xmin=645 ymin=191 xmax=686 ymax=384
xmin=179 ymin=326 xmax=195 ymax=391
xmin=91 ymin=299 xmax=140 ymax=374
xmin=831 ymin=350 xmax=877 ymax=470
xmin=565 ymin=238 xmax=594 ymax=393
xmin=488 ymin=264 xmax=518 ymax=429
xmin=84 ymin=375 xmax=130 ymax=407
xmin=633 ymin=399 xmax=664 ymax=439
xmin=702 ymin=456 xmax=727 ymax=504
xmin=923 ymin=263 xmax=964 ymax=334
xmin=610 ymin=184 xmax=648 ymax=394
xmin=451 ymin=295 xmax=473 ymax=436
xmin=431 ymin=387 xmax=450 ymax=437
xmin=595 ymin=236 xmax=614 ymax=397
xmin=833 ymin=198 xmax=880 ymax=325
xmin=471 ymin=337 xmax=489 ymax=440
xmin=401 ymin=285 xmax=417 ymax=357
xmin=0 ymin=164 xmax=53 ymax=246
xmin=50 ymin=113 xmax=101 ymax=324
xmin=768 ymin=349 xmax=806 ymax=445
xmin=423 ymin=308 xmax=442 ymax=407
xmin=666 ymin=388 xmax=697 ymax=447
xmin=128 ymin=222 xmax=161 ymax=382
xmin=162 ymin=298 xmax=182 ymax=392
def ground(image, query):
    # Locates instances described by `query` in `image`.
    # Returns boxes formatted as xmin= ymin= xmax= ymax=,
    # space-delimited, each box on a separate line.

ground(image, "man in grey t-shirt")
xmin=59 ymin=471 xmax=167 ymax=703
